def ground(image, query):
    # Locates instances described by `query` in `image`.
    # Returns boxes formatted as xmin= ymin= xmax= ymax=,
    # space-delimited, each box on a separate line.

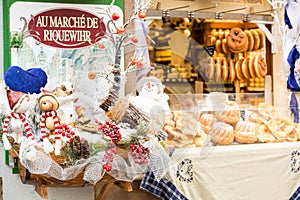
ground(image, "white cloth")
xmin=167 ymin=142 xmax=300 ymax=200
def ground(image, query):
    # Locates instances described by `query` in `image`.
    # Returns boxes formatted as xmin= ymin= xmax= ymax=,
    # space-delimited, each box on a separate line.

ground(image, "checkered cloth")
xmin=140 ymin=169 xmax=188 ymax=200
xmin=291 ymin=186 xmax=300 ymax=200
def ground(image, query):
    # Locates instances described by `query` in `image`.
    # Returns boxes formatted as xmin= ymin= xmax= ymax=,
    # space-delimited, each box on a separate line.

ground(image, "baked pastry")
xmin=241 ymin=57 xmax=251 ymax=79
xmin=287 ymin=127 xmax=299 ymax=142
xmin=215 ymin=59 xmax=222 ymax=80
xmin=205 ymin=56 xmax=215 ymax=80
xmin=215 ymin=100 xmax=241 ymax=125
xmin=257 ymin=124 xmax=276 ymax=143
xmin=244 ymin=30 xmax=254 ymax=52
xmin=215 ymin=39 xmax=223 ymax=53
xmin=226 ymin=27 xmax=248 ymax=53
xmin=234 ymin=121 xmax=258 ymax=144
xmin=257 ymin=102 xmax=279 ymax=121
xmin=253 ymin=55 xmax=267 ymax=78
xmin=248 ymin=56 xmax=257 ymax=78
xmin=267 ymin=118 xmax=294 ymax=141
xmin=221 ymin=58 xmax=229 ymax=81
xmin=247 ymin=111 xmax=267 ymax=125
xmin=250 ymin=29 xmax=260 ymax=51
xmin=193 ymin=130 xmax=210 ymax=147
xmin=222 ymin=38 xmax=231 ymax=54
xmin=228 ymin=59 xmax=236 ymax=82
xmin=199 ymin=113 xmax=217 ymax=133
xmin=255 ymin=28 xmax=265 ymax=49
xmin=235 ymin=58 xmax=246 ymax=80
xmin=209 ymin=122 xmax=234 ymax=145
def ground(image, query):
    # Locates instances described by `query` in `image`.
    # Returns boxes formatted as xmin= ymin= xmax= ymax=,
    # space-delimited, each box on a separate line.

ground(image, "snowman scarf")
xmin=2 ymin=111 xmax=34 ymax=140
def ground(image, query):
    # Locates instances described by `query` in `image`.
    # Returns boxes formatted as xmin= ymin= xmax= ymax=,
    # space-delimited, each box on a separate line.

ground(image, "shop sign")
xmin=27 ymin=8 xmax=106 ymax=48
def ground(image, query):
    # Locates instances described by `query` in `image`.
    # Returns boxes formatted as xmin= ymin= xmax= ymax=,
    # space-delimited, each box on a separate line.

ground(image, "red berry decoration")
xmin=88 ymin=72 xmax=96 ymax=80
xmin=138 ymin=11 xmax=146 ymax=19
xmin=102 ymin=147 xmax=116 ymax=172
xmin=97 ymin=121 xmax=122 ymax=144
xmin=97 ymin=44 xmax=105 ymax=49
xmin=97 ymin=120 xmax=122 ymax=172
xmin=117 ymin=26 xmax=125 ymax=34
xmin=112 ymin=13 xmax=120 ymax=20
xmin=129 ymin=144 xmax=150 ymax=164
xmin=130 ymin=57 xmax=137 ymax=65
xmin=136 ymin=61 xmax=144 ymax=68
xmin=131 ymin=37 xmax=138 ymax=43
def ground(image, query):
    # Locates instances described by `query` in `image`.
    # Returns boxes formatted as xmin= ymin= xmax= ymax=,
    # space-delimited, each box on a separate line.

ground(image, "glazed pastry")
xmin=199 ymin=113 xmax=217 ymax=133
xmin=209 ymin=122 xmax=234 ymax=145
xmin=215 ymin=100 xmax=241 ymax=125
xmin=234 ymin=121 xmax=258 ymax=144
xmin=267 ymin=118 xmax=294 ymax=141
xmin=257 ymin=102 xmax=278 ymax=121
xmin=257 ymin=124 xmax=276 ymax=143
xmin=287 ymin=128 xmax=299 ymax=142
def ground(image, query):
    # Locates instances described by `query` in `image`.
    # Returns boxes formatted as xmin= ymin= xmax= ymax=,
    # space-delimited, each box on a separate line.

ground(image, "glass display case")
xmin=163 ymin=92 xmax=298 ymax=149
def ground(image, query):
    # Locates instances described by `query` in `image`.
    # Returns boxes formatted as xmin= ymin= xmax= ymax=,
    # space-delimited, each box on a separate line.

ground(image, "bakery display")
xmin=163 ymin=93 xmax=300 ymax=147
xmin=206 ymin=25 xmax=267 ymax=93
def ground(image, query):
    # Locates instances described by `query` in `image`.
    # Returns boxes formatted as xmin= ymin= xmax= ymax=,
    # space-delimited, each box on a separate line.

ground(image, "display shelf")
xmin=9 ymin=146 xmax=133 ymax=199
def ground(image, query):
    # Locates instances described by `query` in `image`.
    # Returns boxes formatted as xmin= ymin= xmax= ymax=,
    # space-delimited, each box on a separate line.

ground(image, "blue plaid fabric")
xmin=140 ymin=169 xmax=188 ymax=200
xmin=291 ymin=186 xmax=300 ymax=200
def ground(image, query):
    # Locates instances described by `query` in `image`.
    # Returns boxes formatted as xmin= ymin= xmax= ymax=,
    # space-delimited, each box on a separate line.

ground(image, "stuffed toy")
xmin=130 ymin=76 xmax=170 ymax=140
xmin=4 ymin=66 xmax=47 ymax=94
xmin=52 ymin=81 xmax=78 ymax=124
xmin=37 ymin=92 xmax=62 ymax=155
xmin=132 ymin=76 xmax=170 ymax=117
xmin=2 ymin=89 xmax=35 ymax=150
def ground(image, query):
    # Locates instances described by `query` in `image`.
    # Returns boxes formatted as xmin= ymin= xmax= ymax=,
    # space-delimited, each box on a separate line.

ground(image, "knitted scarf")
xmin=2 ymin=111 xmax=34 ymax=140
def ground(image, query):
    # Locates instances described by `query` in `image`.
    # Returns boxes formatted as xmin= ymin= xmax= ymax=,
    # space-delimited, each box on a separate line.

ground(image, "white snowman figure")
xmin=2 ymin=89 xmax=35 ymax=150
xmin=131 ymin=76 xmax=170 ymax=139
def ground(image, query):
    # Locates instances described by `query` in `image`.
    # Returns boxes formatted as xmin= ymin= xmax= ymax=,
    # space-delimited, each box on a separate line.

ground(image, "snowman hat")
xmin=6 ymin=88 xmax=28 ymax=111
xmin=136 ymin=76 xmax=164 ymax=93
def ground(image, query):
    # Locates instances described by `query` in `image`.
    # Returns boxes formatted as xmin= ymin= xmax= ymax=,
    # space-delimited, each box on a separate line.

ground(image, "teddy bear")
xmin=37 ymin=92 xmax=62 ymax=155
xmin=2 ymin=89 xmax=35 ymax=150
xmin=52 ymin=81 xmax=78 ymax=125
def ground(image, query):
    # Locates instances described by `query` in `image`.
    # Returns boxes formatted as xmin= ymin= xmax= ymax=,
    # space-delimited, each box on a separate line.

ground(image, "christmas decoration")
xmin=2 ymin=89 xmax=35 ymax=150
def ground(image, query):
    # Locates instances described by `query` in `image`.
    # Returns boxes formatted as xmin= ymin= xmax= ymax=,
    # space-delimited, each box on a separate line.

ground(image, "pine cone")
xmin=72 ymin=135 xmax=82 ymax=156
xmin=80 ymin=139 xmax=90 ymax=159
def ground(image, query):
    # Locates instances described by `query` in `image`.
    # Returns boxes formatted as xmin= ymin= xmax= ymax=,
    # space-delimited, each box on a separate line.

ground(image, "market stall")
xmin=1 ymin=0 xmax=300 ymax=200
